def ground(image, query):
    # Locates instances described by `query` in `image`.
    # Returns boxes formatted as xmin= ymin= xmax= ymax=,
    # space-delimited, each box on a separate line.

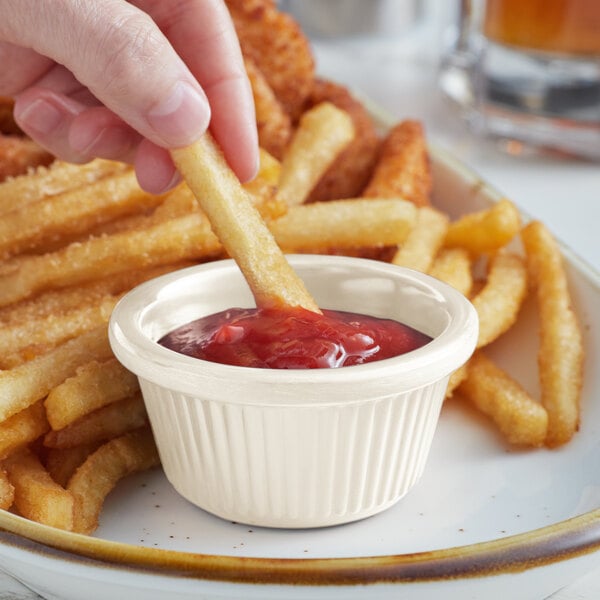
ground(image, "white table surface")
xmin=1 ymin=7 xmax=599 ymax=600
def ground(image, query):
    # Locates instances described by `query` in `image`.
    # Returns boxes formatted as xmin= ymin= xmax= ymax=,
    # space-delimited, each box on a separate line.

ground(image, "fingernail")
xmin=147 ymin=81 xmax=210 ymax=147
xmin=15 ymin=98 xmax=62 ymax=135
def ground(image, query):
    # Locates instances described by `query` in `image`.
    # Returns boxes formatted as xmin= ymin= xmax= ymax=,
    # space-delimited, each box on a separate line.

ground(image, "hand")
xmin=0 ymin=0 xmax=258 ymax=193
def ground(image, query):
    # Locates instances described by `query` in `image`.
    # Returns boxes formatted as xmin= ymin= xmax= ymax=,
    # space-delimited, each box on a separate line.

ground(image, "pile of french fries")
xmin=0 ymin=0 xmax=584 ymax=534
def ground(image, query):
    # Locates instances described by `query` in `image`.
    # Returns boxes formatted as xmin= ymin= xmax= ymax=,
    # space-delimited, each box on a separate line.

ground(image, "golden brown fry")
xmin=0 ymin=213 xmax=220 ymax=307
xmin=429 ymin=248 xmax=473 ymax=297
xmin=277 ymin=102 xmax=355 ymax=207
xmin=67 ymin=427 xmax=160 ymax=534
xmin=45 ymin=359 xmax=139 ymax=431
xmin=242 ymin=148 xmax=287 ymax=221
xmin=0 ymin=134 xmax=53 ymax=182
xmin=0 ymin=158 xmax=128 ymax=216
xmin=445 ymin=363 xmax=469 ymax=399
xmin=44 ymin=443 xmax=102 ymax=488
xmin=245 ymin=57 xmax=292 ymax=159
xmin=521 ymin=221 xmax=584 ymax=448
xmin=363 ymin=120 xmax=432 ymax=207
xmin=2 ymin=448 xmax=74 ymax=530
xmin=0 ymin=169 xmax=164 ymax=258
xmin=471 ymin=251 xmax=528 ymax=348
xmin=170 ymin=132 xmax=320 ymax=312
xmin=227 ymin=0 xmax=315 ymax=119
xmin=392 ymin=207 xmax=449 ymax=271
xmin=0 ymin=327 xmax=112 ymax=422
xmin=0 ymin=262 xmax=193 ymax=326
xmin=445 ymin=199 xmax=521 ymax=255
xmin=0 ymin=468 xmax=14 ymax=510
xmin=0 ymin=401 xmax=50 ymax=461
xmin=269 ymin=198 xmax=417 ymax=252
xmin=43 ymin=394 xmax=148 ymax=449
xmin=305 ymin=78 xmax=381 ymax=203
xmin=0 ymin=295 xmax=118 ymax=362
xmin=458 ymin=351 xmax=548 ymax=447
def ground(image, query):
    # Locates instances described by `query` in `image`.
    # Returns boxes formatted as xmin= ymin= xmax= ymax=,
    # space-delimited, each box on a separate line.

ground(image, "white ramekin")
xmin=109 ymin=255 xmax=478 ymax=528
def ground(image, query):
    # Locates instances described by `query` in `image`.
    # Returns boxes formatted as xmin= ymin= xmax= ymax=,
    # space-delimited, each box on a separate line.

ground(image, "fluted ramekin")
xmin=109 ymin=255 xmax=478 ymax=528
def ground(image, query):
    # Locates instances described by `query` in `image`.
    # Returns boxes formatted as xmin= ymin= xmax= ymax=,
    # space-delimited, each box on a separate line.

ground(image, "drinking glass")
xmin=439 ymin=0 xmax=600 ymax=159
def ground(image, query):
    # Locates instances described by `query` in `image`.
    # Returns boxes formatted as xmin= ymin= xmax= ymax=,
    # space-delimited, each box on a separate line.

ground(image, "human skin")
xmin=0 ymin=0 xmax=259 ymax=192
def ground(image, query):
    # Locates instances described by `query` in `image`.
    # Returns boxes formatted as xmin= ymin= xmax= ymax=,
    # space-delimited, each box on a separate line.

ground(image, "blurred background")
xmin=278 ymin=0 xmax=599 ymax=268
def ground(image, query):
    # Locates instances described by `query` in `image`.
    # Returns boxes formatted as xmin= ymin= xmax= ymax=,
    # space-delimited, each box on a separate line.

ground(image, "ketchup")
xmin=158 ymin=307 xmax=431 ymax=369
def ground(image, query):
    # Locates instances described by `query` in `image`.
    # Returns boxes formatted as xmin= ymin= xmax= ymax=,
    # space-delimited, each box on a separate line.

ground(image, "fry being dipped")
xmin=170 ymin=132 xmax=321 ymax=313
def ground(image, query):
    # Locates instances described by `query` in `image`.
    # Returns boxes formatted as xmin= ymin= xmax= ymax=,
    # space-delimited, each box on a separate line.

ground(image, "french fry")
xmin=0 ymin=134 xmax=53 ymax=182
xmin=0 ymin=401 xmax=50 ymax=460
xmin=392 ymin=207 xmax=449 ymax=271
xmin=429 ymin=248 xmax=473 ymax=297
xmin=0 ymin=262 xmax=194 ymax=326
xmin=269 ymin=198 xmax=417 ymax=252
xmin=67 ymin=427 xmax=160 ymax=534
xmin=363 ymin=120 xmax=432 ymax=207
xmin=458 ymin=351 xmax=548 ymax=447
xmin=0 ymin=468 xmax=14 ymax=510
xmin=0 ymin=327 xmax=112 ymax=422
xmin=276 ymin=102 xmax=355 ymax=207
xmin=44 ymin=443 xmax=102 ymax=488
xmin=2 ymin=448 xmax=75 ymax=530
xmin=0 ymin=213 xmax=220 ymax=307
xmin=445 ymin=363 xmax=469 ymax=399
xmin=43 ymin=394 xmax=148 ymax=449
xmin=45 ymin=359 xmax=139 ymax=431
xmin=471 ymin=251 xmax=528 ymax=348
xmin=305 ymin=78 xmax=381 ymax=203
xmin=0 ymin=168 xmax=165 ymax=258
xmin=445 ymin=198 xmax=521 ymax=255
xmin=521 ymin=221 xmax=584 ymax=447
xmin=0 ymin=158 xmax=127 ymax=215
xmin=0 ymin=295 xmax=118 ymax=362
xmin=170 ymin=132 xmax=320 ymax=312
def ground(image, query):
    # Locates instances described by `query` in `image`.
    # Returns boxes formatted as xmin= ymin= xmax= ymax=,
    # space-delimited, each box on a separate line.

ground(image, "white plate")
xmin=0 ymin=146 xmax=599 ymax=600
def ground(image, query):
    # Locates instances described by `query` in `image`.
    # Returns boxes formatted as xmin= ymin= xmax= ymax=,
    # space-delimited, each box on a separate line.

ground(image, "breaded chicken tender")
xmin=304 ymin=79 xmax=381 ymax=203
xmin=226 ymin=0 xmax=315 ymax=120
xmin=364 ymin=120 xmax=432 ymax=207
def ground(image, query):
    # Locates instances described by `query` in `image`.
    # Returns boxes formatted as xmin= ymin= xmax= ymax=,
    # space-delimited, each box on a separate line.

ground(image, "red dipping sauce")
xmin=158 ymin=307 xmax=431 ymax=369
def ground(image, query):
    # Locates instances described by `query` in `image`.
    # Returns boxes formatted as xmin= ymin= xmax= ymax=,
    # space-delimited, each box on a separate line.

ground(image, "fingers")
xmin=1 ymin=0 xmax=211 ymax=145
xmin=136 ymin=0 xmax=259 ymax=181
xmin=1 ymin=0 xmax=258 ymax=182
xmin=134 ymin=140 xmax=180 ymax=194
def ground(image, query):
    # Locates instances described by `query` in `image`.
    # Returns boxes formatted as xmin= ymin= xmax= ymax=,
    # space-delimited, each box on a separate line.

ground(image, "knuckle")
xmin=81 ymin=12 xmax=165 ymax=102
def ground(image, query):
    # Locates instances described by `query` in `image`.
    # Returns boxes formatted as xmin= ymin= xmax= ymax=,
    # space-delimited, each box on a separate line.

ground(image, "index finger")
xmin=137 ymin=0 xmax=259 ymax=181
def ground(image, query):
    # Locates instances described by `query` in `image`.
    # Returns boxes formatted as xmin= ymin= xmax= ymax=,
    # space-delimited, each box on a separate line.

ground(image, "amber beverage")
xmin=484 ymin=0 xmax=600 ymax=56
xmin=439 ymin=0 xmax=600 ymax=160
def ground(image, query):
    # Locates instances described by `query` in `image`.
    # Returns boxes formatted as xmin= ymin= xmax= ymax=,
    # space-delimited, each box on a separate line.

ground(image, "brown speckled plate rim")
xmin=1 ymin=139 xmax=599 ymax=588
xmin=1 ymin=505 xmax=600 ymax=585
